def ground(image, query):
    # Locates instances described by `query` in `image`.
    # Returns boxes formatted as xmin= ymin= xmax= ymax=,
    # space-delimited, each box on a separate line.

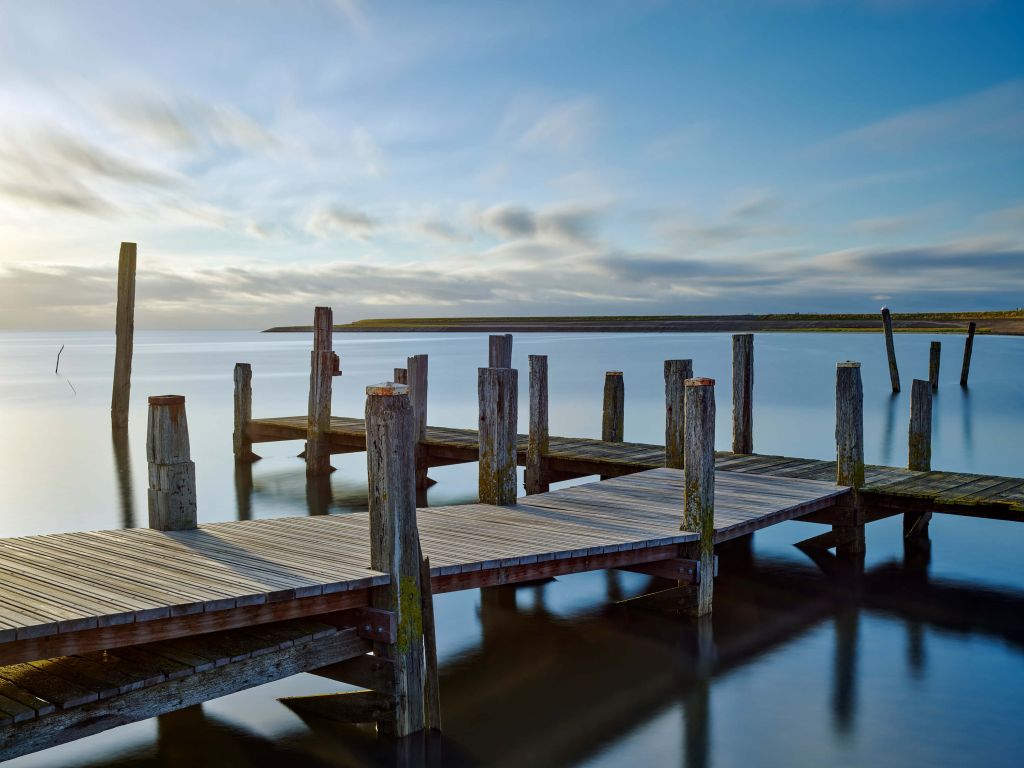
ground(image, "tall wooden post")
xmin=365 ymin=383 xmax=425 ymax=737
xmin=147 ymin=395 xmax=197 ymax=531
xmin=393 ymin=367 xmax=408 ymax=385
xmin=665 ymin=359 xmax=693 ymax=469
xmin=307 ymin=307 xmax=339 ymax=476
xmin=602 ymin=372 xmax=624 ymax=442
xmin=908 ymin=379 xmax=932 ymax=472
xmin=881 ymin=307 xmax=900 ymax=393
xmin=731 ymin=334 xmax=754 ymax=454
xmin=682 ymin=377 xmax=716 ymax=616
xmin=407 ymin=354 xmax=429 ymax=488
xmin=929 ymin=341 xmax=941 ymax=391
xmin=111 ymin=242 xmax=137 ymax=428
xmin=233 ymin=363 xmax=259 ymax=463
xmin=488 ymin=334 xmax=513 ymax=368
xmin=526 ymin=354 xmax=550 ymax=494
xmin=478 ymin=367 xmax=518 ymax=505
xmin=960 ymin=321 xmax=976 ymax=387
xmin=835 ymin=362 xmax=865 ymax=557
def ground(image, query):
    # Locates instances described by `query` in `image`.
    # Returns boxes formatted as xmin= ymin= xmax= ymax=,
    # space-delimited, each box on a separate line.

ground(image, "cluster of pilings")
xmin=880 ymin=306 xmax=978 ymax=394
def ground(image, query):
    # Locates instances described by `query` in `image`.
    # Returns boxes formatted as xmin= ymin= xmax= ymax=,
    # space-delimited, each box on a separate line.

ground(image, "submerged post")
xmin=960 ymin=321 xmax=976 ymax=387
xmin=525 ymin=354 xmax=550 ymax=494
xmin=731 ymin=334 xmax=754 ymax=454
xmin=881 ymin=307 xmax=900 ymax=393
xmin=233 ymin=363 xmax=259 ymax=463
xmin=929 ymin=341 xmax=941 ymax=391
xmin=111 ymin=242 xmax=137 ymax=427
xmin=488 ymin=334 xmax=513 ymax=368
xmin=365 ymin=383 xmax=425 ymax=737
xmin=307 ymin=306 xmax=339 ymax=476
xmin=682 ymin=377 xmax=716 ymax=616
xmin=393 ymin=367 xmax=408 ymax=385
xmin=908 ymin=379 xmax=932 ymax=472
xmin=478 ymin=367 xmax=518 ymax=505
xmin=147 ymin=395 xmax=197 ymax=531
xmin=664 ymin=359 xmax=693 ymax=469
xmin=602 ymin=372 xmax=624 ymax=442
xmin=835 ymin=362 xmax=865 ymax=556
xmin=407 ymin=354 xmax=429 ymax=488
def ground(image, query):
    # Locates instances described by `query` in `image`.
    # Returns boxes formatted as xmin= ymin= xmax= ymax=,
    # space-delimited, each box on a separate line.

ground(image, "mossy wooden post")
xmin=147 ymin=395 xmax=197 ymax=531
xmin=365 ymin=383 xmax=425 ymax=737
xmin=682 ymin=377 xmax=715 ymax=616
xmin=393 ymin=368 xmax=408 ymax=385
xmin=929 ymin=341 xmax=941 ymax=391
xmin=665 ymin=359 xmax=693 ymax=469
xmin=834 ymin=362 xmax=865 ymax=557
xmin=488 ymin=334 xmax=513 ymax=368
xmin=881 ymin=306 xmax=900 ymax=393
xmin=418 ymin=554 xmax=441 ymax=732
xmin=306 ymin=307 xmax=339 ymax=476
xmin=478 ymin=367 xmax=518 ymax=505
xmin=407 ymin=354 xmax=429 ymax=488
xmin=525 ymin=354 xmax=550 ymax=494
xmin=233 ymin=363 xmax=259 ymax=463
xmin=906 ymin=379 xmax=934 ymax=541
xmin=960 ymin=321 xmax=976 ymax=387
xmin=111 ymin=242 xmax=137 ymax=428
xmin=731 ymin=334 xmax=754 ymax=454
xmin=602 ymin=372 xmax=624 ymax=442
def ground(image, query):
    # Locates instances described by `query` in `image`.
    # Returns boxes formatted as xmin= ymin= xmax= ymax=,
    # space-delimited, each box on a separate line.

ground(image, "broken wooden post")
xmin=393 ymin=367 xmax=408 ymax=385
xmin=306 ymin=306 xmax=339 ymax=476
xmin=731 ymin=334 xmax=754 ymax=454
xmin=233 ymin=363 xmax=260 ymax=463
xmin=111 ymin=242 xmax=137 ymax=428
xmin=682 ymin=377 xmax=716 ymax=616
xmin=419 ymin=554 xmax=441 ymax=732
xmin=147 ymin=395 xmax=197 ymax=531
xmin=488 ymin=334 xmax=513 ymax=368
xmin=665 ymin=359 xmax=693 ymax=469
xmin=834 ymin=362 xmax=865 ymax=556
xmin=407 ymin=354 xmax=429 ymax=488
xmin=478 ymin=367 xmax=518 ymax=505
xmin=960 ymin=321 xmax=976 ymax=387
xmin=525 ymin=354 xmax=550 ymax=494
xmin=881 ymin=307 xmax=900 ymax=393
xmin=908 ymin=379 xmax=932 ymax=472
xmin=602 ymin=372 xmax=624 ymax=442
xmin=929 ymin=341 xmax=941 ymax=391
xmin=365 ymin=382 xmax=425 ymax=737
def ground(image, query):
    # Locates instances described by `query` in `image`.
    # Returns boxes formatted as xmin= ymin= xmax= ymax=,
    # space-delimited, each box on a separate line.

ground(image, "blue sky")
xmin=0 ymin=0 xmax=1022 ymax=328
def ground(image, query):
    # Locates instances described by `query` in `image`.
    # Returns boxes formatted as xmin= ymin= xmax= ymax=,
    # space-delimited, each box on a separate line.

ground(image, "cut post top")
xmin=366 ymin=383 xmax=409 ymax=397
xmin=606 ymin=371 xmax=623 ymax=376
xmin=685 ymin=377 xmax=715 ymax=387
xmin=149 ymin=394 xmax=185 ymax=406
xmin=837 ymin=361 xmax=861 ymax=368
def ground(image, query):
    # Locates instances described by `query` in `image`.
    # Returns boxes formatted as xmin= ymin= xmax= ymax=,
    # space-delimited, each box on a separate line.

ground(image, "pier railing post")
xmin=393 ymin=367 xmax=408 ymax=385
xmin=929 ymin=341 xmax=941 ymax=391
xmin=835 ymin=361 xmax=865 ymax=557
xmin=731 ymin=334 xmax=754 ymax=454
xmin=602 ymin=372 xmax=624 ymax=443
xmin=407 ymin=354 xmax=429 ymax=488
xmin=147 ymin=395 xmax=198 ymax=531
xmin=908 ymin=379 xmax=932 ymax=472
xmin=488 ymin=334 xmax=513 ymax=368
xmin=478 ymin=367 xmax=518 ymax=505
xmin=665 ymin=359 xmax=693 ymax=469
xmin=365 ymin=383 xmax=425 ymax=737
xmin=526 ymin=354 xmax=550 ymax=494
xmin=682 ymin=377 xmax=716 ymax=616
xmin=306 ymin=306 xmax=339 ymax=476
xmin=960 ymin=321 xmax=976 ymax=387
xmin=881 ymin=306 xmax=900 ymax=393
xmin=233 ymin=363 xmax=260 ymax=463
xmin=111 ymin=242 xmax=137 ymax=428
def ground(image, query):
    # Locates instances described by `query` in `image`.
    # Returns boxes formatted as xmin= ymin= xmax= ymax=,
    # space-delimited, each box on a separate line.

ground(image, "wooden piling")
xmin=111 ymin=242 xmax=137 ymax=428
xmin=731 ymin=334 xmax=754 ymax=454
xmin=526 ymin=354 xmax=550 ymax=494
xmin=147 ymin=395 xmax=197 ymax=531
xmin=488 ymin=334 xmax=513 ymax=368
xmin=664 ymin=359 xmax=693 ymax=470
xmin=407 ymin=355 xmax=429 ymax=488
xmin=365 ymin=383 xmax=425 ymax=737
xmin=908 ymin=379 xmax=932 ymax=472
xmin=602 ymin=372 xmax=624 ymax=443
xmin=929 ymin=341 xmax=941 ymax=391
xmin=393 ymin=368 xmax=408 ymax=385
xmin=233 ymin=363 xmax=259 ymax=463
xmin=306 ymin=307 xmax=338 ymax=476
xmin=682 ymin=377 xmax=715 ymax=616
xmin=881 ymin=307 xmax=900 ymax=393
xmin=478 ymin=367 xmax=518 ymax=505
xmin=419 ymin=554 xmax=441 ymax=732
xmin=834 ymin=362 xmax=865 ymax=556
xmin=960 ymin=321 xmax=976 ymax=387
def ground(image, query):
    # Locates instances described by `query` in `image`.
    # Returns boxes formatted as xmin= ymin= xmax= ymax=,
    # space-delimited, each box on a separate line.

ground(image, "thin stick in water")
xmin=55 ymin=344 xmax=64 ymax=374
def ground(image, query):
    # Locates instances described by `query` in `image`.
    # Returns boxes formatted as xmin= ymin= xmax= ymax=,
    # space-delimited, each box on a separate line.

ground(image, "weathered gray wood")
xmin=664 ymin=360 xmax=693 ymax=470
xmin=525 ymin=354 xmax=550 ymax=494
xmin=478 ymin=367 xmax=518 ymax=505
xmin=731 ymin=334 xmax=754 ymax=454
xmin=960 ymin=321 xmax=976 ymax=387
xmin=306 ymin=306 xmax=338 ymax=476
xmin=908 ymin=379 xmax=932 ymax=472
xmin=111 ymin=242 xmax=137 ymax=428
xmin=407 ymin=355 xmax=429 ymax=488
xmin=881 ymin=306 xmax=900 ymax=393
xmin=233 ymin=363 xmax=259 ymax=463
xmin=364 ymin=383 xmax=425 ymax=737
xmin=682 ymin=377 xmax=716 ymax=616
xmin=602 ymin=372 xmax=624 ymax=443
xmin=929 ymin=341 xmax=941 ymax=391
xmin=835 ymin=362 xmax=864 ymax=489
xmin=146 ymin=395 xmax=197 ymax=531
xmin=488 ymin=334 xmax=513 ymax=368
xmin=393 ymin=367 xmax=408 ymax=385
xmin=420 ymin=554 xmax=441 ymax=731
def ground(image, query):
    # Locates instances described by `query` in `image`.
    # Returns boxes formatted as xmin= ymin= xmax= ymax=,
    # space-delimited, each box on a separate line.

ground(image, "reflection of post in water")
xmin=832 ymin=608 xmax=859 ymax=737
xmin=479 ymin=584 xmax=517 ymax=652
xmin=683 ymin=616 xmax=713 ymax=768
xmin=880 ymin=393 xmax=899 ymax=467
xmin=305 ymin=473 xmax=333 ymax=516
xmin=234 ymin=460 xmax=254 ymax=521
xmin=960 ymin=386 xmax=974 ymax=462
xmin=110 ymin=425 xmax=136 ymax=528
xmin=902 ymin=510 xmax=930 ymax=679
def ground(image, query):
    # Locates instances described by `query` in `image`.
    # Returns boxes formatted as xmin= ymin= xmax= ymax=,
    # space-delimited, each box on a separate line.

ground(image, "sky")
xmin=0 ymin=0 xmax=1022 ymax=329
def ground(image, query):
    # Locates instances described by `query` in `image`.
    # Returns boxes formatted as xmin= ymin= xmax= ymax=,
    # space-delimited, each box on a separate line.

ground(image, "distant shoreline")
xmin=264 ymin=310 xmax=1024 ymax=336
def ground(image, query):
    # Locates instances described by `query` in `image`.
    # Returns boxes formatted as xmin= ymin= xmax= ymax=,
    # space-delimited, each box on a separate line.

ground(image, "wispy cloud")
xmin=306 ymin=205 xmax=377 ymax=240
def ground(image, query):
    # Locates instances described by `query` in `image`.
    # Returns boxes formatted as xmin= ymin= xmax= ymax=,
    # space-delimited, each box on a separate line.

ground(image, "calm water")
xmin=1 ymin=330 xmax=1022 ymax=767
